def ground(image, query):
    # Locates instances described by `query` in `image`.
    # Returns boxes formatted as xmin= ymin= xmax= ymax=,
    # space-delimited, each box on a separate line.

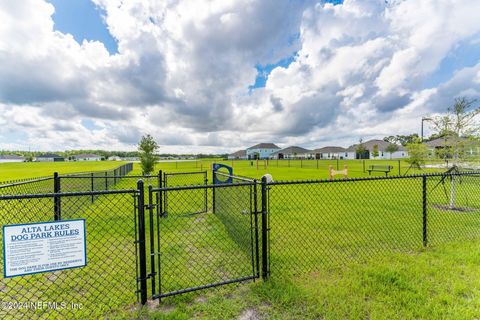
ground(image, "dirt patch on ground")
xmin=157 ymin=302 xmax=176 ymax=313
xmin=238 ymin=308 xmax=260 ymax=320
xmin=195 ymin=296 xmax=207 ymax=303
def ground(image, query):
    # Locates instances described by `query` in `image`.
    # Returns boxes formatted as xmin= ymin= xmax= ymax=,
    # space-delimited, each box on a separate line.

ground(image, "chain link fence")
xmin=149 ymin=181 xmax=259 ymax=299
xmin=266 ymin=172 xmax=480 ymax=276
xmin=0 ymin=163 xmax=134 ymax=196
xmin=163 ymin=171 xmax=208 ymax=216
xmin=1 ymin=165 xmax=480 ymax=317
xmin=0 ymin=189 xmax=139 ymax=319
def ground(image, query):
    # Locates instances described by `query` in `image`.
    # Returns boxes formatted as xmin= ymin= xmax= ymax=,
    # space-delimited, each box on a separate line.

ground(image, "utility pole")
xmin=421 ymin=117 xmax=432 ymax=142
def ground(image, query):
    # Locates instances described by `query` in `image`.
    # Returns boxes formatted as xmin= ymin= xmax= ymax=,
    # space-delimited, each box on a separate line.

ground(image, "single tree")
xmin=430 ymin=97 xmax=480 ymax=208
xmin=385 ymin=143 xmax=399 ymax=159
xmin=355 ymin=139 xmax=367 ymax=159
xmin=138 ymin=134 xmax=159 ymax=176
xmin=372 ymin=144 xmax=379 ymax=159
xmin=405 ymin=138 xmax=428 ymax=174
xmin=431 ymin=97 xmax=479 ymax=165
xmin=383 ymin=134 xmax=419 ymax=146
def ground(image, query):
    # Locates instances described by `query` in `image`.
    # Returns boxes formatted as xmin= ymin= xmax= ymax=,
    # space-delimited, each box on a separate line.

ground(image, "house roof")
xmin=247 ymin=143 xmax=280 ymax=150
xmin=271 ymin=146 xmax=311 ymax=156
xmin=74 ymin=153 xmax=101 ymax=158
xmin=229 ymin=150 xmax=246 ymax=157
xmin=424 ymin=137 xmax=470 ymax=148
xmin=37 ymin=153 xmax=63 ymax=158
xmin=0 ymin=154 xmax=24 ymax=160
xmin=346 ymin=139 xmax=404 ymax=152
xmin=312 ymin=146 xmax=346 ymax=153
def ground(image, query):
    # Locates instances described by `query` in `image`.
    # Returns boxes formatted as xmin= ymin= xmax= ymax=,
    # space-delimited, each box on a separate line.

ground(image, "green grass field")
xmin=0 ymin=161 xmax=128 ymax=182
xmin=153 ymin=158 xmax=449 ymax=181
xmin=1 ymin=161 xmax=480 ymax=319
xmin=127 ymin=239 xmax=480 ymax=319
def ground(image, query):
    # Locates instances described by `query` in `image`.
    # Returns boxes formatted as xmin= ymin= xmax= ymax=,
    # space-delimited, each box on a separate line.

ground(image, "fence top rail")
xmin=60 ymin=162 xmax=133 ymax=177
xmin=0 ymin=188 xmax=138 ymax=200
xmin=61 ymin=174 xmax=147 ymax=179
xmin=164 ymin=171 xmax=207 ymax=176
xmin=151 ymin=181 xmax=255 ymax=192
xmin=0 ymin=176 xmax=53 ymax=189
xmin=215 ymin=172 xmax=255 ymax=183
xmin=267 ymin=170 xmax=480 ymax=186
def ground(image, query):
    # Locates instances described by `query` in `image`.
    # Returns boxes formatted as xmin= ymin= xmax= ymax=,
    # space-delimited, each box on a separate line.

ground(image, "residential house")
xmin=227 ymin=150 xmax=247 ymax=160
xmin=426 ymin=137 xmax=480 ymax=158
xmin=312 ymin=146 xmax=346 ymax=159
xmin=270 ymin=146 xmax=312 ymax=159
xmin=36 ymin=154 xmax=65 ymax=162
xmin=0 ymin=154 xmax=25 ymax=163
xmin=246 ymin=143 xmax=280 ymax=160
xmin=73 ymin=153 xmax=102 ymax=161
xmin=344 ymin=139 xmax=407 ymax=159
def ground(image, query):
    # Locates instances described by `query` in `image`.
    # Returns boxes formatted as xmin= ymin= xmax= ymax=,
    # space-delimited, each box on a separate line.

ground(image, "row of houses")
xmin=34 ymin=153 xmax=105 ymax=162
xmin=228 ymin=138 xmax=467 ymax=160
xmin=0 ymin=153 xmax=105 ymax=163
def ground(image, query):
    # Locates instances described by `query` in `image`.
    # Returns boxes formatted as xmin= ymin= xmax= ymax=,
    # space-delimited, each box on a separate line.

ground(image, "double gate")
xmin=135 ymin=171 xmax=270 ymax=302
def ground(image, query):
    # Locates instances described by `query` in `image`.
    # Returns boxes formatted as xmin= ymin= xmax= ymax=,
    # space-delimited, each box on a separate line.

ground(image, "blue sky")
xmin=423 ymin=37 xmax=480 ymax=88
xmin=0 ymin=0 xmax=479 ymax=152
xmin=46 ymin=0 xmax=118 ymax=54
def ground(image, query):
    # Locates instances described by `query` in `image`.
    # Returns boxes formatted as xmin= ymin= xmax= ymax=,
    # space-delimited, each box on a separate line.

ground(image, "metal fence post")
xmin=398 ymin=160 xmax=401 ymax=176
xmin=212 ymin=169 xmax=216 ymax=214
xmin=148 ymin=185 xmax=156 ymax=295
xmin=204 ymin=172 xmax=208 ymax=213
xmin=422 ymin=175 xmax=428 ymax=247
xmin=158 ymin=170 xmax=163 ymax=217
xmin=163 ymin=172 xmax=168 ymax=217
xmin=336 ymin=158 xmax=339 ymax=170
xmin=137 ymin=180 xmax=148 ymax=305
xmin=105 ymin=172 xmax=108 ymax=190
xmin=91 ymin=173 xmax=94 ymax=203
xmin=54 ymin=172 xmax=61 ymax=221
xmin=253 ymin=179 xmax=260 ymax=278
xmin=261 ymin=176 xmax=269 ymax=280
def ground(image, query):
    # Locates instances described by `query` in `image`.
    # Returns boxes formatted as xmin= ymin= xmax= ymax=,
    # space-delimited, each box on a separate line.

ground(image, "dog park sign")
xmin=2 ymin=219 xmax=86 ymax=278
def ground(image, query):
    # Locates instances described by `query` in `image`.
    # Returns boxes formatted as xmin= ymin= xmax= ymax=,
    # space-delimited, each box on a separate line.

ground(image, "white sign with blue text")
xmin=3 ymin=219 xmax=86 ymax=278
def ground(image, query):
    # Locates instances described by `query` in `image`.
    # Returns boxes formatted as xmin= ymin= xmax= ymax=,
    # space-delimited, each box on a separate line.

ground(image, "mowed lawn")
xmin=128 ymin=239 xmax=480 ymax=319
xmin=153 ymin=158 xmax=449 ymax=181
xmin=0 ymin=161 xmax=128 ymax=182
xmin=125 ymin=161 xmax=480 ymax=319
xmin=1 ymin=161 xmax=480 ymax=319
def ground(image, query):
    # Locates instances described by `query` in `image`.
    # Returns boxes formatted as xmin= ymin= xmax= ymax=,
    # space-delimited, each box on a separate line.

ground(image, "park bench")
xmin=367 ymin=165 xmax=393 ymax=176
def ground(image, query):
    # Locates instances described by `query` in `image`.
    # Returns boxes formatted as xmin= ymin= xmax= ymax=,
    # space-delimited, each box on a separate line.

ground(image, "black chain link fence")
xmin=266 ymin=172 xmax=480 ymax=276
xmin=0 ymin=177 xmax=54 ymax=196
xmin=0 ymin=190 xmax=138 ymax=319
xmin=1 ymin=165 xmax=480 ymax=317
xmin=0 ymin=163 xmax=134 ymax=196
xmin=150 ymin=181 xmax=259 ymax=299
xmin=163 ymin=171 xmax=208 ymax=216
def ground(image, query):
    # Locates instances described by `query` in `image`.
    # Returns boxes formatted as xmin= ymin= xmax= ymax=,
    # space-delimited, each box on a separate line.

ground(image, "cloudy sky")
xmin=0 ymin=0 xmax=479 ymax=153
